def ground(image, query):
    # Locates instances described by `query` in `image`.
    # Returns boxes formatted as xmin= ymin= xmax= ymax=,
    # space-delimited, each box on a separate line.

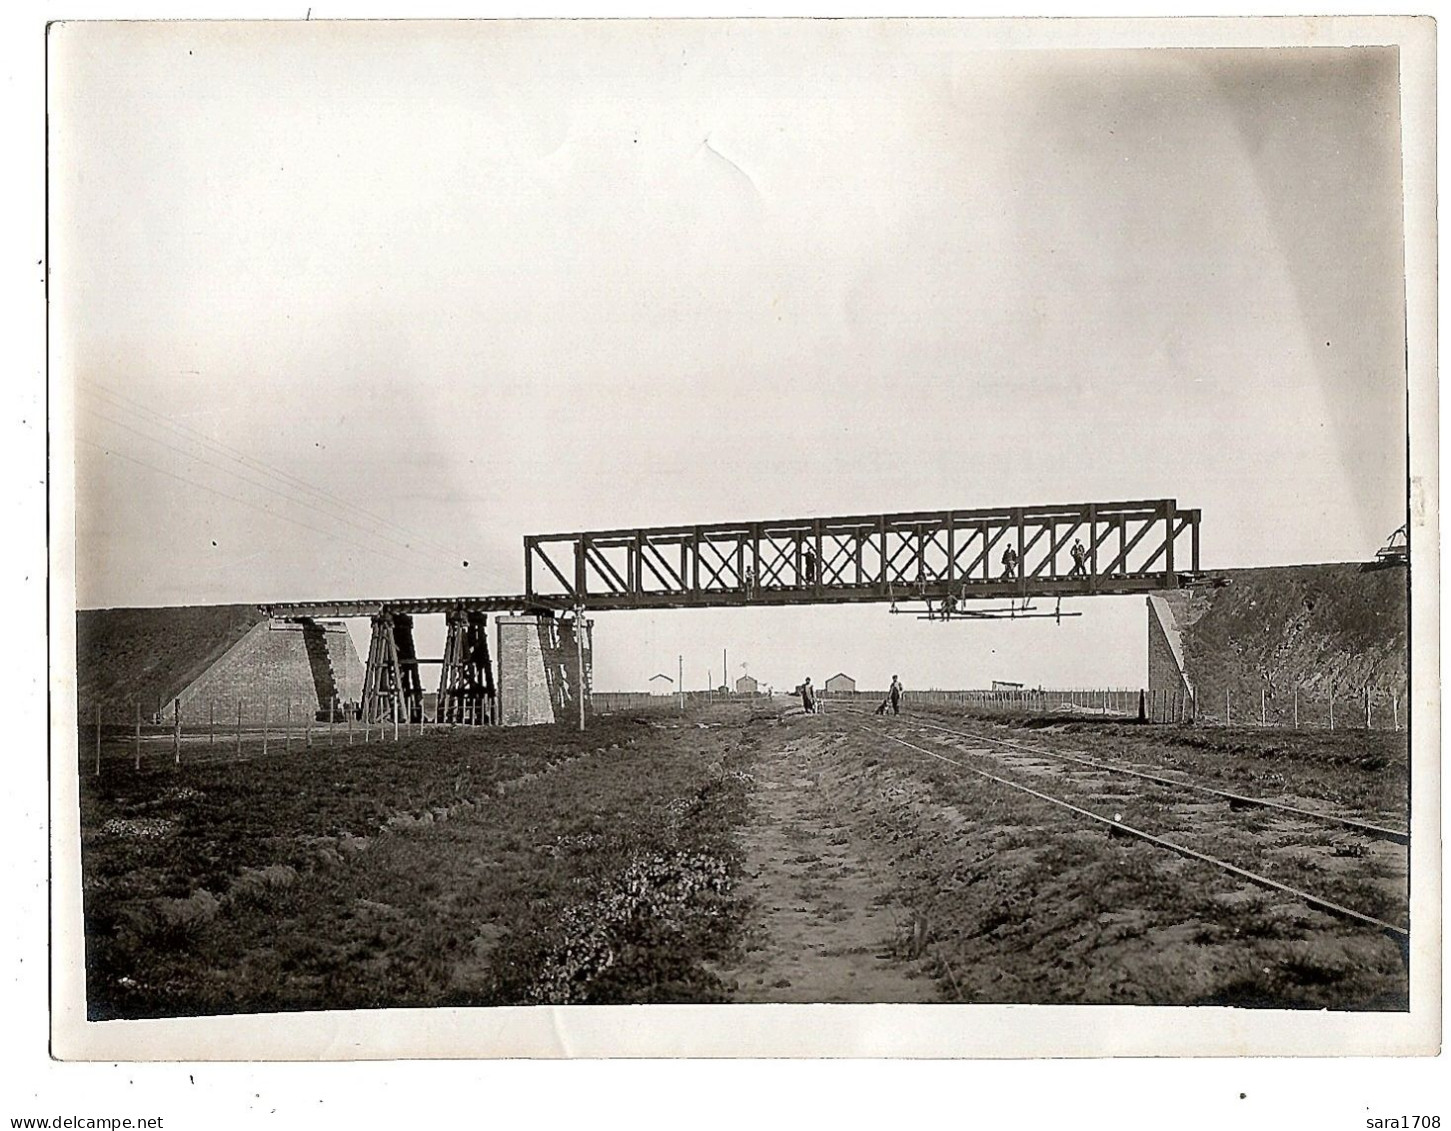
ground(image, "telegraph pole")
xmin=575 ymin=606 xmax=586 ymax=732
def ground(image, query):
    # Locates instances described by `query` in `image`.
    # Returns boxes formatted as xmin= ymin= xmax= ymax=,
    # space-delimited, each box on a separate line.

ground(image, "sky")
xmin=52 ymin=24 xmax=1410 ymax=691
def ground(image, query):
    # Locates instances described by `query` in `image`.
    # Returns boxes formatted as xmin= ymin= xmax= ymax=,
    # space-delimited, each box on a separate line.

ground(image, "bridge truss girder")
xmin=524 ymin=499 xmax=1200 ymax=611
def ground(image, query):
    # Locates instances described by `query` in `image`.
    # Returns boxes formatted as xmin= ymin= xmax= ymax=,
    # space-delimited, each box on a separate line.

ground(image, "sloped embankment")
xmin=1158 ymin=564 xmax=1408 ymax=724
xmin=77 ymin=605 xmax=264 ymax=722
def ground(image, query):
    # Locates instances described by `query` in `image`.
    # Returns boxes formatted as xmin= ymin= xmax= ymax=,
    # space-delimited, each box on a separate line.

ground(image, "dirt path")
xmin=721 ymin=723 xmax=941 ymax=1003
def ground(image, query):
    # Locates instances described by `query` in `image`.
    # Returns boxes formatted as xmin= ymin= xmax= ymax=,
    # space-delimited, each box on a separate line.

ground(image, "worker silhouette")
xmin=803 ymin=545 xmax=817 ymax=586
xmin=1068 ymin=537 xmax=1088 ymax=579
xmin=1001 ymin=545 xmax=1019 ymax=579
xmin=800 ymin=677 xmax=816 ymax=715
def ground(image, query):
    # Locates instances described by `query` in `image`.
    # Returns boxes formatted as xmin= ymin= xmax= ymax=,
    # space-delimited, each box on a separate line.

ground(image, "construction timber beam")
xmin=259 ymin=595 xmax=536 ymax=619
xmin=523 ymin=499 xmax=1201 ymax=611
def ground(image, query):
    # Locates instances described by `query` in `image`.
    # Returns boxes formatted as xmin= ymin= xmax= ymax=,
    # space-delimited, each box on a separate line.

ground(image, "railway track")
xmin=837 ymin=707 xmax=1410 ymax=945
xmin=866 ymin=711 xmax=1410 ymax=844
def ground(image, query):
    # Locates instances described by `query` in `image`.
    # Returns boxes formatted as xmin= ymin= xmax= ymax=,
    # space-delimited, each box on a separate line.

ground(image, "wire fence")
xmin=903 ymin=688 xmax=1144 ymax=717
xmin=83 ymin=675 xmax=1408 ymax=773
xmin=1178 ymin=681 xmax=1407 ymax=731
xmin=591 ymin=690 xmax=768 ymax=714
xmin=899 ymin=683 xmax=1406 ymax=730
xmin=79 ymin=695 xmax=475 ymax=776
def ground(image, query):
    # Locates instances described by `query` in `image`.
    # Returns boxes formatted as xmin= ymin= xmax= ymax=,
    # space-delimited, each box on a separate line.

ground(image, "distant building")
xmin=824 ymin=673 xmax=856 ymax=694
xmin=992 ymin=680 xmax=1024 ymax=691
xmin=649 ymin=673 xmax=675 ymax=696
xmin=735 ymin=674 xmax=759 ymax=694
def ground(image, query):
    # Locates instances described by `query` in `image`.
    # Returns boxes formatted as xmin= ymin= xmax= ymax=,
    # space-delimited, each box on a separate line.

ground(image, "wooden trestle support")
xmin=360 ymin=612 xmax=424 ymax=724
xmin=360 ymin=609 xmax=497 ymax=726
xmin=437 ymin=609 xmax=497 ymax=725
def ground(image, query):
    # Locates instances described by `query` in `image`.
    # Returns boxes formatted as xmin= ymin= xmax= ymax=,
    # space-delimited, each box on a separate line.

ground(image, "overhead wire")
xmin=76 ymin=436 xmax=422 ymax=570
xmin=79 ymin=378 xmax=496 ymax=574
xmin=81 ymin=403 xmax=464 ymax=569
xmin=77 ymin=379 xmax=516 ymax=589
xmin=80 ymin=379 xmax=467 ymax=566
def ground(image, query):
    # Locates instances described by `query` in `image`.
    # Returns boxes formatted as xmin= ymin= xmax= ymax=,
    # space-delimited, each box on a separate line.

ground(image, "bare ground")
xmin=78 ymin=699 xmax=1411 ymax=1013
xmin=717 ymin=720 xmax=940 ymax=1003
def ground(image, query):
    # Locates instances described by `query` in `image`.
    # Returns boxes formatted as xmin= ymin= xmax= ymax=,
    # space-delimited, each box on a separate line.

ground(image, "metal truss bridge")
xmin=261 ymin=499 xmax=1201 ymax=621
xmin=259 ymin=498 xmax=1201 ymax=725
xmin=523 ymin=498 xmax=1201 ymax=611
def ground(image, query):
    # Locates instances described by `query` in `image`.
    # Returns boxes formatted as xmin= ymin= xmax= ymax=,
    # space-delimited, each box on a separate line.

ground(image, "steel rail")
xmin=864 ymin=727 xmax=1409 ymax=942
xmin=904 ymin=715 xmax=1411 ymax=845
xmin=838 ymin=706 xmax=1409 ymax=845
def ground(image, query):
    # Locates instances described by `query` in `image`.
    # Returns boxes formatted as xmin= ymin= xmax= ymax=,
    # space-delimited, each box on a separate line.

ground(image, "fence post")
xmin=235 ymin=699 xmax=243 ymax=759
xmin=1392 ymin=692 xmax=1399 ymax=732
xmin=1225 ymin=687 xmax=1231 ymax=728
xmin=262 ymin=695 xmax=269 ymax=757
xmin=173 ymin=699 xmax=181 ymax=766
xmin=329 ymin=700 xmax=335 ymax=746
xmin=1329 ymin=685 xmax=1336 ymax=731
xmin=306 ymin=707 xmax=314 ymax=748
xmin=1364 ymin=685 xmax=1371 ymax=729
xmin=393 ymin=697 xmax=399 ymax=743
xmin=347 ymin=700 xmax=353 ymax=746
xmin=209 ymin=699 xmax=215 ymax=751
xmin=94 ymin=703 xmax=102 ymax=777
xmin=1293 ymin=685 xmax=1299 ymax=729
xmin=286 ymin=701 xmax=293 ymax=753
xmin=134 ymin=701 xmax=141 ymax=770
xmin=1260 ymin=688 xmax=1266 ymax=727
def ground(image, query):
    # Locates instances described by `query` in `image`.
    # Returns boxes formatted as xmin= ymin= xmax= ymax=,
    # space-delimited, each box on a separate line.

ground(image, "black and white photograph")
xmin=43 ymin=14 xmax=1437 ymax=1070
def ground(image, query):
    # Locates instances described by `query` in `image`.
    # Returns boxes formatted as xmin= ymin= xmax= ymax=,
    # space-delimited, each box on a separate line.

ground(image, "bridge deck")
xmin=262 ymin=498 xmax=1202 ymax=618
xmin=259 ymin=595 xmax=533 ymax=619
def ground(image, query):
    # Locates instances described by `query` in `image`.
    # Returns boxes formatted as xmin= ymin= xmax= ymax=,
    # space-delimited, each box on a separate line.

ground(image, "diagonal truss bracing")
xmin=524 ymin=499 xmax=1201 ymax=611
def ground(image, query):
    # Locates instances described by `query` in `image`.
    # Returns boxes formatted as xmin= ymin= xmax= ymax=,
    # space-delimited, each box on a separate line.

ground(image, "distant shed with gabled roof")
xmin=824 ymin=672 xmax=856 ymax=694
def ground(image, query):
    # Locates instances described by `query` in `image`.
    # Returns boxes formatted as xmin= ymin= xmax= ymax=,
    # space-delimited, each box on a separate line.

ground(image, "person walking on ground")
xmin=889 ymin=674 xmax=903 ymax=715
xmin=800 ymin=677 xmax=816 ymax=715
xmin=1068 ymin=537 xmax=1088 ymax=579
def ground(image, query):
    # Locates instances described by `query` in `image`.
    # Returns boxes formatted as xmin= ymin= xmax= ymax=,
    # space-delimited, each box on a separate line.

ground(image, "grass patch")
xmin=81 ymin=711 xmax=759 ymax=1018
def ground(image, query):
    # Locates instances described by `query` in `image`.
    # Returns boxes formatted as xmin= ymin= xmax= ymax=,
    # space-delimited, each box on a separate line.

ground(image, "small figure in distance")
xmin=889 ymin=674 xmax=904 ymax=716
xmin=803 ymin=545 xmax=818 ymax=586
xmin=742 ymin=562 xmax=755 ymax=598
xmin=1068 ymin=537 xmax=1088 ymax=579
xmin=800 ymin=676 xmax=816 ymax=715
xmin=1001 ymin=545 xmax=1019 ymax=580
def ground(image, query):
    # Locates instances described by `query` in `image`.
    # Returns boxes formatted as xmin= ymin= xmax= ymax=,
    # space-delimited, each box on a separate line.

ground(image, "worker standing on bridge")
xmin=1069 ymin=537 xmax=1088 ymax=579
xmin=1001 ymin=545 xmax=1019 ymax=579
xmin=889 ymin=674 xmax=903 ymax=715
xmin=803 ymin=545 xmax=817 ymax=586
